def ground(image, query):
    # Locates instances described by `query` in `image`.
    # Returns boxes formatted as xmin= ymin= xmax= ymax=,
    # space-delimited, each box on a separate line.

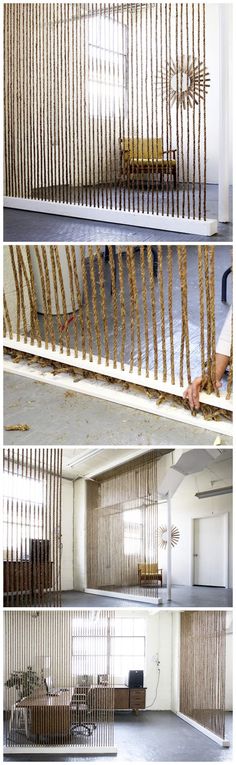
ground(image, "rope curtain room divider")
xmin=179 ymin=611 xmax=227 ymax=744
xmin=3 ymin=448 xmax=62 ymax=607
xmin=4 ymin=610 xmax=116 ymax=754
xmin=3 ymin=245 xmax=233 ymax=418
xmin=87 ymin=451 xmax=160 ymax=598
xmin=4 ymin=3 xmax=217 ymax=235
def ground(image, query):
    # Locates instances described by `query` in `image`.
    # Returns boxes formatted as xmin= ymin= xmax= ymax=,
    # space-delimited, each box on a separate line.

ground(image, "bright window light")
xmin=88 ymin=15 xmax=127 ymax=117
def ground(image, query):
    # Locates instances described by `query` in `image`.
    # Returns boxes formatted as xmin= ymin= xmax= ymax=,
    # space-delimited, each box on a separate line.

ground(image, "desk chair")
xmin=9 ymin=704 xmax=29 ymax=739
xmin=104 ymin=246 xmax=158 ymax=287
xmin=70 ymin=689 xmax=96 ymax=738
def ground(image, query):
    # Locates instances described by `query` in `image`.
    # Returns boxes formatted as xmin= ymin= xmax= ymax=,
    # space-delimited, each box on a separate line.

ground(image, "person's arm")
xmin=183 ymin=353 xmax=229 ymax=411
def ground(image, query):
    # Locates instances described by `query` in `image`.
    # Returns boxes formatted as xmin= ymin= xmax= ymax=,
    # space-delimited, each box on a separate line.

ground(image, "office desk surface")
xmin=16 ymin=689 xmax=73 ymax=708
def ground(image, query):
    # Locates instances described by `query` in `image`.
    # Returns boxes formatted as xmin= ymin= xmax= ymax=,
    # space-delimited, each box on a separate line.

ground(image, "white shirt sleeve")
xmin=216 ymin=306 xmax=232 ymax=357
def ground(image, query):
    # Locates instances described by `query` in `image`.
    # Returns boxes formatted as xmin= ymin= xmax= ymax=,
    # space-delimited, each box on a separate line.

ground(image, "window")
xmin=3 ymin=471 xmax=44 ymax=557
xmin=123 ymin=508 xmax=143 ymax=556
xmin=111 ymin=617 xmax=146 ymax=680
xmin=88 ymin=14 xmax=127 ymax=116
xmin=71 ymin=616 xmax=146 ymax=683
xmin=72 ymin=615 xmax=109 ymax=678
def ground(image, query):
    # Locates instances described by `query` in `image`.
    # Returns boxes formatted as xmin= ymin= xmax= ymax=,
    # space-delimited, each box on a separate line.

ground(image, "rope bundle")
xmin=4 ymin=245 xmax=233 ymax=402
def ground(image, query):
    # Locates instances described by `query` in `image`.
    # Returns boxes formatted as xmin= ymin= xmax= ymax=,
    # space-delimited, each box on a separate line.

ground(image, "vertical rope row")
xmin=167 ymin=246 xmax=175 ymax=384
xmin=4 ymin=3 xmax=209 ymax=222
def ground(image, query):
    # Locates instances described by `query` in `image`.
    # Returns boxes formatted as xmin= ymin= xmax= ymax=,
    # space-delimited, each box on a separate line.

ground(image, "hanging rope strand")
xmin=158 ymin=245 xmax=167 ymax=382
xmin=140 ymin=246 xmax=149 ymax=377
xmin=167 ymin=246 xmax=175 ymax=384
xmin=117 ymin=247 xmax=126 ymax=371
xmin=108 ymin=247 xmax=118 ymax=369
xmin=147 ymin=247 xmax=158 ymax=379
xmin=198 ymin=245 xmax=206 ymax=380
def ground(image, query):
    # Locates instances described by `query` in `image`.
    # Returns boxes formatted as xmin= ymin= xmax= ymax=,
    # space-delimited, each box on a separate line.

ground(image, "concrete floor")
xmin=4 ymin=711 xmax=233 ymax=762
xmin=58 ymin=585 xmax=232 ymax=608
xmin=3 ymin=185 xmax=232 ymax=242
xmin=3 ymin=373 xmax=232 ymax=446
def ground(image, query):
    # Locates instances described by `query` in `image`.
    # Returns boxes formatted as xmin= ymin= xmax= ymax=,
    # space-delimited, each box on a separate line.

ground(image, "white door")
xmin=193 ymin=515 xmax=228 ymax=587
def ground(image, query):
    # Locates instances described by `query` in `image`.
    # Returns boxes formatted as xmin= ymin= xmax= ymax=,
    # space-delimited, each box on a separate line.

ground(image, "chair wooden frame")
xmin=120 ymin=138 xmax=177 ymax=190
xmin=138 ymin=564 xmax=163 ymax=588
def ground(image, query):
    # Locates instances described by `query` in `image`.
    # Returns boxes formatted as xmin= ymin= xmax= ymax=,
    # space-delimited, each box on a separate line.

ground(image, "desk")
xmin=4 ymin=561 xmax=53 ymax=596
xmin=16 ymin=688 xmax=74 ymax=739
xmin=75 ymin=685 xmax=146 ymax=714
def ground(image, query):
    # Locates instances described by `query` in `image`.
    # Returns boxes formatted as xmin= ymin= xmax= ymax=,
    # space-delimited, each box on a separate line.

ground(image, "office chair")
xmin=70 ymin=688 xmax=96 ymax=738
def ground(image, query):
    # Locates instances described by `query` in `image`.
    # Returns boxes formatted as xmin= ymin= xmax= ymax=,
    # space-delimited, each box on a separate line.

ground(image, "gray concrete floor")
xmin=3 ymin=373 xmax=232 ymax=446
xmin=3 ymin=185 xmax=233 ymax=242
xmin=58 ymin=585 xmax=232 ymax=608
xmin=4 ymin=711 xmax=233 ymax=761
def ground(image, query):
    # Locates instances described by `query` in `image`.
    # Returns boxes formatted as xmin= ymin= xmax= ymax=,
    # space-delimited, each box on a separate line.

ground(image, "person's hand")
xmin=183 ymin=377 xmax=222 ymax=411
xmin=183 ymin=377 xmax=202 ymax=411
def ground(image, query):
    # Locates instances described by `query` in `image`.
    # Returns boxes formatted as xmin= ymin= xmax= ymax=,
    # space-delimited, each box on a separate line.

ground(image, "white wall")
xmin=61 ymin=478 xmax=74 ymax=591
xmin=158 ymin=455 xmax=232 ymax=588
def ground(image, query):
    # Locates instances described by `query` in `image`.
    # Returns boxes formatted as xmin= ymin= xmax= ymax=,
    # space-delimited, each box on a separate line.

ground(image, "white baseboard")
xmin=3 ymin=357 xmax=233 ymax=438
xmin=4 ymin=195 xmax=218 ymax=236
xmin=3 ymin=335 xmax=232 ymax=412
xmin=176 ymin=712 xmax=230 ymax=747
xmin=86 ymin=588 xmax=162 ymax=605
xmin=4 ymin=745 xmax=117 ymax=754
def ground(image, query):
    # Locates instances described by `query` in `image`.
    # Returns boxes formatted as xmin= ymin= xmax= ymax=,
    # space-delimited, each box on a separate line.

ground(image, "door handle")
xmin=193 ymin=554 xmax=198 ymax=557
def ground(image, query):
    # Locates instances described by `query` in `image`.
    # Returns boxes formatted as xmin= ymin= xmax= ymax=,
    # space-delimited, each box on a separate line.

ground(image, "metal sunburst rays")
xmin=157 ymin=56 xmax=210 ymax=109
xmin=158 ymin=524 xmax=180 ymax=549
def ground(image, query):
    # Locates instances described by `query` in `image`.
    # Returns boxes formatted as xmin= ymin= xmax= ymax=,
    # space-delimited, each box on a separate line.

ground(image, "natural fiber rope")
xmin=129 ymin=248 xmax=142 ymax=374
xmin=70 ymin=245 xmax=86 ymax=359
xmin=147 ymin=247 xmax=158 ymax=379
xmin=65 ymin=246 xmax=79 ymax=357
xmin=204 ymin=246 xmax=212 ymax=392
xmin=140 ymin=246 xmax=149 ymax=377
xmin=198 ymin=3 xmax=202 ymax=219
xmin=41 ymin=246 xmax=56 ymax=351
xmin=203 ymin=2 xmax=207 ymax=220
xmin=80 ymin=246 xmax=93 ymax=362
xmin=226 ymin=312 xmax=233 ymax=400
xmin=97 ymin=247 xmax=110 ymax=365
xmin=54 ymin=246 xmax=71 ymax=356
xmin=117 ymin=247 xmax=126 ymax=371
xmin=198 ymin=245 xmax=206 ymax=380
xmin=167 ymin=246 xmax=175 ymax=384
xmin=50 ymin=245 xmax=64 ymax=354
xmin=108 ymin=247 xmax=118 ymax=369
xmin=34 ymin=245 xmax=50 ymax=349
xmin=127 ymin=249 xmax=135 ymax=373
xmin=3 ymin=291 xmax=13 ymax=339
xmin=16 ymin=246 xmax=40 ymax=346
xmin=182 ymin=246 xmax=191 ymax=383
xmin=9 ymin=246 xmax=21 ymax=341
xmin=209 ymin=247 xmax=216 ymax=389
xmin=158 ymin=246 xmax=167 ymax=382
xmin=89 ymin=246 xmax=102 ymax=363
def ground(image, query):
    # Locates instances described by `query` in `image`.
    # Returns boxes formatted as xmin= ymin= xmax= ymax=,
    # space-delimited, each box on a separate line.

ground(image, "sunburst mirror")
xmin=158 ymin=524 xmax=180 ymax=549
xmin=157 ymin=56 xmax=210 ymax=109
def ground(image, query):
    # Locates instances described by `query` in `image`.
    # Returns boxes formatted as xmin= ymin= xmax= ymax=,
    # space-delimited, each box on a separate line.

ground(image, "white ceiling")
xmin=62 ymin=447 xmax=152 ymax=480
xmin=61 ymin=447 xmax=231 ymax=481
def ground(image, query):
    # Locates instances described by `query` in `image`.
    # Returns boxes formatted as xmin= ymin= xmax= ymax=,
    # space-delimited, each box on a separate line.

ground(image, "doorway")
xmin=193 ymin=514 xmax=228 ymax=587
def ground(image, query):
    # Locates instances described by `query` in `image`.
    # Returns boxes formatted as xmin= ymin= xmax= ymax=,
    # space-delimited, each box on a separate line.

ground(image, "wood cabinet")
xmin=114 ymin=686 xmax=146 ymax=713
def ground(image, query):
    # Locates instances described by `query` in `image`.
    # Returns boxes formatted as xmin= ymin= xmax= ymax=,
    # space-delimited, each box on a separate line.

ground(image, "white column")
xmin=218 ymin=4 xmax=231 ymax=222
xmin=167 ymin=492 xmax=172 ymax=601
xmin=73 ymin=478 xmax=87 ymax=590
